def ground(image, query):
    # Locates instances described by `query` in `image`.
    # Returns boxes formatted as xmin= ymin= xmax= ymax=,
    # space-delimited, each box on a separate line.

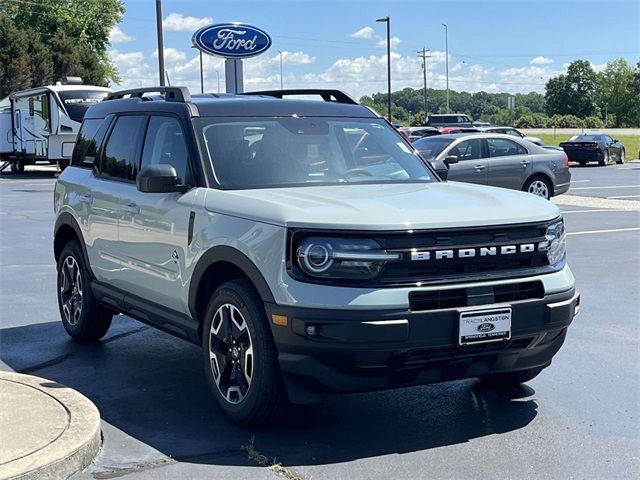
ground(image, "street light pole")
xmin=155 ymin=0 xmax=165 ymax=86
xmin=216 ymin=70 xmax=220 ymax=94
xmin=278 ymin=50 xmax=284 ymax=90
xmin=377 ymin=16 xmax=391 ymax=122
xmin=442 ymin=23 xmax=449 ymax=113
xmin=418 ymin=47 xmax=431 ymax=121
xmin=199 ymin=50 xmax=204 ymax=93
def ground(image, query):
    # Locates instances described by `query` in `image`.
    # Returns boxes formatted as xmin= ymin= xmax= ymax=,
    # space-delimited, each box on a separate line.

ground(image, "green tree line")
xmin=361 ymin=58 xmax=640 ymax=128
xmin=0 ymin=0 xmax=124 ymax=98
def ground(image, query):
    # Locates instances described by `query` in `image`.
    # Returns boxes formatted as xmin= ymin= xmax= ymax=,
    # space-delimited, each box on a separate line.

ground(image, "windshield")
xmin=57 ymin=90 xmax=109 ymax=123
xmin=569 ymin=135 xmax=605 ymax=142
xmin=412 ymin=136 xmax=455 ymax=160
xmin=195 ymin=117 xmax=436 ymax=188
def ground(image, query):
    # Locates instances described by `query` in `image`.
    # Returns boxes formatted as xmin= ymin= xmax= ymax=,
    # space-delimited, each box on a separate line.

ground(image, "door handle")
xmin=520 ymin=160 xmax=530 ymax=167
xmin=121 ymin=202 xmax=139 ymax=214
xmin=79 ymin=193 xmax=92 ymax=204
xmin=474 ymin=164 xmax=485 ymax=171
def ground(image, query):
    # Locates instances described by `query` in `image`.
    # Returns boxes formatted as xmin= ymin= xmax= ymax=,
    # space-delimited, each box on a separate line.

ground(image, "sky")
xmin=109 ymin=0 xmax=640 ymax=99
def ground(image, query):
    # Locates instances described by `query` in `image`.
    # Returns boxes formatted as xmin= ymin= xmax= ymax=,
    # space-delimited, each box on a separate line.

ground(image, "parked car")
xmin=425 ymin=113 xmax=474 ymax=128
xmin=438 ymin=127 xmax=480 ymax=135
xmin=559 ymin=133 xmax=625 ymax=166
xmin=413 ymin=133 xmax=570 ymax=199
xmin=54 ymin=87 xmax=578 ymax=424
xmin=478 ymin=126 xmax=543 ymax=146
xmin=408 ymin=126 xmax=441 ymax=142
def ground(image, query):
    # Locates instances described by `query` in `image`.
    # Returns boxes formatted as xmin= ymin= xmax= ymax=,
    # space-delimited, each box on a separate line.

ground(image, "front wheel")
xmin=202 ymin=279 xmax=288 ymax=424
xmin=479 ymin=366 xmax=545 ymax=389
xmin=616 ymin=149 xmax=625 ymax=164
xmin=57 ymin=241 xmax=113 ymax=342
xmin=523 ymin=176 xmax=551 ymax=200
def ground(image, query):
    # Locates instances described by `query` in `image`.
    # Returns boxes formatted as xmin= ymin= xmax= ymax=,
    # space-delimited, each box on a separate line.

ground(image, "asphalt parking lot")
xmin=1 ymin=164 xmax=638 ymax=480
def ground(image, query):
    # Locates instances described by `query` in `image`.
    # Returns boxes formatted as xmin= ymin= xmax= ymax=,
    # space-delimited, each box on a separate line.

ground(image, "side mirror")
xmin=137 ymin=164 xmax=189 ymax=193
xmin=430 ymin=161 xmax=449 ymax=181
xmin=444 ymin=155 xmax=459 ymax=167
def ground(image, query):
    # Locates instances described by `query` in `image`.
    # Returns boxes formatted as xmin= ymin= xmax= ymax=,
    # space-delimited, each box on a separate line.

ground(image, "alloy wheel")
xmin=208 ymin=304 xmax=254 ymax=404
xmin=59 ymin=256 xmax=83 ymax=326
xmin=527 ymin=180 xmax=549 ymax=199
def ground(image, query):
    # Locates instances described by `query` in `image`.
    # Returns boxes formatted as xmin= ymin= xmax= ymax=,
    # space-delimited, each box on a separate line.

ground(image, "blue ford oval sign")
xmin=192 ymin=23 xmax=272 ymax=59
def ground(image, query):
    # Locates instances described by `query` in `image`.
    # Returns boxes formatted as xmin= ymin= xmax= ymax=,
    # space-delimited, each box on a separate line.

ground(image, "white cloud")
xmin=163 ymin=13 xmax=213 ymax=32
xmin=109 ymin=26 xmax=133 ymax=44
xmin=350 ymin=26 xmax=374 ymax=39
xmin=376 ymin=36 xmax=401 ymax=50
xmin=271 ymin=51 xmax=316 ymax=65
xmin=530 ymin=56 xmax=553 ymax=65
xmin=153 ymin=48 xmax=187 ymax=64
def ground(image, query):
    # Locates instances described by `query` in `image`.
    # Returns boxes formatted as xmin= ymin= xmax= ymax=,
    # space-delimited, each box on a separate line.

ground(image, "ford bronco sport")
xmin=54 ymin=87 xmax=579 ymax=424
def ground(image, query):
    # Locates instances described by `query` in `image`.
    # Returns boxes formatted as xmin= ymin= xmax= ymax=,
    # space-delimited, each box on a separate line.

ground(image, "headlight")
xmin=539 ymin=219 xmax=566 ymax=266
xmin=295 ymin=237 xmax=400 ymax=280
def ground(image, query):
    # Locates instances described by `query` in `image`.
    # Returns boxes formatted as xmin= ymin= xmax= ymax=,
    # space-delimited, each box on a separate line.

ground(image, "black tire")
xmin=57 ymin=240 xmax=113 ymax=342
xmin=202 ymin=279 xmax=288 ymax=424
xmin=10 ymin=159 xmax=24 ymax=174
xmin=616 ymin=149 xmax=625 ymax=165
xmin=523 ymin=175 xmax=552 ymax=200
xmin=58 ymin=158 xmax=70 ymax=171
xmin=599 ymin=149 xmax=609 ymax=166
xmin=479 ymin=366 xmax=545 ymax=389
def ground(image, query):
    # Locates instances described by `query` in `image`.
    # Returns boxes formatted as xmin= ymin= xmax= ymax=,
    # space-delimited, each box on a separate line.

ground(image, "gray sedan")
xmin=414 ymin=133 xmax=571 ymax=199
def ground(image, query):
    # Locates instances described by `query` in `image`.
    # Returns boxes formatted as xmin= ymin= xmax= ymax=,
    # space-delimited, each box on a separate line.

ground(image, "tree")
xmin=598 ymin=58 xmax=636 ymax=127
xmin=545 ymin=60 xmax=599 ymax=118
xmin=0 ymin=15 xmax=32 ymax=97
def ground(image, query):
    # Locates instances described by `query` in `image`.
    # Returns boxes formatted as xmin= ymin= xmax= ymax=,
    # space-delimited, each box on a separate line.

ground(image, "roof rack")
xmin=244 ymin=89 xmax=358 ymax=105
xmin=104 ymin=86 xmax=191 ymax=103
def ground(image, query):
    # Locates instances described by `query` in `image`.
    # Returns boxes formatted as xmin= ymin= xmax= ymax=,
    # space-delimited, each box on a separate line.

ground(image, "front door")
xmin=117 ymin=114 xmax=201 ymax=313
xmin=485 ymin=137 xmax=531 ymax=190
xmin=445 ymin=138 xmax=488 ymax=185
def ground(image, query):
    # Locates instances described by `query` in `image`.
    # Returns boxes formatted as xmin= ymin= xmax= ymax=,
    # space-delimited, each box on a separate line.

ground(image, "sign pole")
xmin=225 ymin=59 xmax=244 ymax=94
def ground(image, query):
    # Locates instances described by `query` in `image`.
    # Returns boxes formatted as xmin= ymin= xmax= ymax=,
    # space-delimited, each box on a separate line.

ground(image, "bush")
xmin=584 ymin=115 xmax=605 ymax=128
xmin=548 ymin=114 xmax=583 ymax=128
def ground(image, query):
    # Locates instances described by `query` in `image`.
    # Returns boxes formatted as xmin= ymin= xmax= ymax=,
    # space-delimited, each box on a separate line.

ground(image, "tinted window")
xmin=71 ymin=119 xmax=101 ymax=167
xmin=506 ymin=128 xmax=522 ymax=137
xmin=413 ymin=136 xmax=455 ymax=160
xmin=448 ymin=139 xmax=483 ymax=161
xmin=197 ymin=118 xmax=435 ymax=188
xmin=487 ymin=138 xmax=527 ymax=157
xmin=101 ymin=116 xmax=146 ymax=181
xmin=58 ymin=90 xmax=109 ymax=123
xmin=141 ymin=116 xmax=190 ymax=183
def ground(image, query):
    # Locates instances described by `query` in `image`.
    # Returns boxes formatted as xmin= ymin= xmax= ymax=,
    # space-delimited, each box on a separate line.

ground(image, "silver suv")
xmin=54 ymin=87 xmax=579 ymax=424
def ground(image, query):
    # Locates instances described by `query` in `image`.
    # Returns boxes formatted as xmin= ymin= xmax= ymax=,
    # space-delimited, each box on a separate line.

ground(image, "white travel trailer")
xmin=0 ymin=79 xmax=111 ymax=173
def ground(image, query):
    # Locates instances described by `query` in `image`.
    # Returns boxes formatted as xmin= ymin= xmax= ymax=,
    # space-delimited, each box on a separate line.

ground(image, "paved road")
xmin=566 ymin=162 xmax=640 ymax=200
xmin=1 ymin=167 xmax=638 ymax=480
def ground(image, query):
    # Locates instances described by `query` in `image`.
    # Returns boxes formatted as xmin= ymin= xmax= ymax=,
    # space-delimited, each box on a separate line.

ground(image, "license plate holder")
xmin=459 ymin=307 xmax=512 ymax=346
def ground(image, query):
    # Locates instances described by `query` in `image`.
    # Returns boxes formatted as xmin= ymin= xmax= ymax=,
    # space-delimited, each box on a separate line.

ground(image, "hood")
xmin=204 ymin=182 xmax=560 ymax=230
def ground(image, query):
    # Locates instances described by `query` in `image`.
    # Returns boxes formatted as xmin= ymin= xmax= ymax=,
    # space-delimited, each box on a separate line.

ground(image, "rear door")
xmin=444 ymin=138 xmax=488 ymax=185
xmin=116 ymin=114 xmax=201 ymax=313
xmin=486 ymin=137 xmax=531 ymax=190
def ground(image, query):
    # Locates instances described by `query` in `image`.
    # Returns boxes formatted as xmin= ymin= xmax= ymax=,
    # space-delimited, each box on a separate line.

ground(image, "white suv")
xmin=54 ymin=87 xmax=579 ymax=424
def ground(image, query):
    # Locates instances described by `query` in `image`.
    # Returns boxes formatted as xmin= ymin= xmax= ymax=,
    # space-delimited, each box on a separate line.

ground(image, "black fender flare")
xmin=188 ymin=246 xmax=276 ymax=320
xmin=53 ymin=212 xmax=89 ymax=264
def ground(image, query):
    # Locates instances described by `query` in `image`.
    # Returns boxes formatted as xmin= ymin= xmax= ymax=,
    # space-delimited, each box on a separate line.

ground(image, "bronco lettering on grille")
xmin=410 ymin=243 xmax=537 ymax=261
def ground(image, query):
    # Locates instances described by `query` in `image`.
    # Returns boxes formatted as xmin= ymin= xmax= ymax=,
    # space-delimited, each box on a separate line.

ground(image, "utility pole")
xmin=199 ymin=50 xmax=204 ymax=93
xmin=376 ymin=16 xmax=392 ymax=122
xmin=417 ymin=47 xmax=431 ymax=121
xmin=155 ymin=0 xmax=165 ymax=86
xmin=442 ymin=23 xmax=449 ymax=113
xmin=278 ymin=50 xmax=284 ymax=90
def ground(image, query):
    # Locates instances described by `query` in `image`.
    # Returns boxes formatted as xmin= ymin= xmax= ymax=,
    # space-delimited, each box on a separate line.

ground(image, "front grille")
xmin=408 ymin=281 xmax=544 ymax=311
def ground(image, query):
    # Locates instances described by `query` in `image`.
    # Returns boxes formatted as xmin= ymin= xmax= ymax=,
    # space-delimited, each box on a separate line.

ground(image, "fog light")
xmin=306 ymin=325 xmax=317 ymax=336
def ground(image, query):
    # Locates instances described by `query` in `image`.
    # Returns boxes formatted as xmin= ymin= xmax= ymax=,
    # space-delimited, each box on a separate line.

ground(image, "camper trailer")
xmin=0 ymin=79 xmax=111 ymax=173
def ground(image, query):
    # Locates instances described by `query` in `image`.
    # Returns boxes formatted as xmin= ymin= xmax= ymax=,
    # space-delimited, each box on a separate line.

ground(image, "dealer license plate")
xmin=459 ymin=307 xmax=512 ymax=345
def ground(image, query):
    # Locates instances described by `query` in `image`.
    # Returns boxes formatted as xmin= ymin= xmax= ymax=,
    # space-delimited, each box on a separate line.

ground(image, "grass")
xmin=536 ymin=134 xmax=640 ymax=160
xmin=241 ymin=437 xmax=308 ymax=480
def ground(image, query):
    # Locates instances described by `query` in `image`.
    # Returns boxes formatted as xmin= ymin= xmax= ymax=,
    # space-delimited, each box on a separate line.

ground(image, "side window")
xmin=141 ymin=116 xmax=190 ymax=183
xmin=71 ymin=119 xmax=101 ymax=167
xmin=101 ymin=115 xmax=146 ymax=181
xmin=487 ymin=138 xmax=527 ymax=157
xmin=448 ymin=139 xmax=483 ymax=161
xmin=506 ymin=129 xmax=521 ymax=137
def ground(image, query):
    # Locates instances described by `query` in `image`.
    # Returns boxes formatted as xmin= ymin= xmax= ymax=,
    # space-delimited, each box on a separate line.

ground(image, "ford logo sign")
xmin=192 ymin=23 xmax=272 ymax=59
xmin=477 ymin=323 xmax=496 ymax=333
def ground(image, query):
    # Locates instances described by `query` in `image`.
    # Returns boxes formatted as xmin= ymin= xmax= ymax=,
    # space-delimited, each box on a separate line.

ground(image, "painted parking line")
xmin=570 ymin=180 xmax=591 ymax=183
xmin=607 ymin=195 xmax=640 ymax=199
xmin=567 ymin=227 xmax=640 ymax=236
xmin=570 ymin=185 xmax=640 ymax=190
xmin=561 ymin=209 xmax=634 ymax=213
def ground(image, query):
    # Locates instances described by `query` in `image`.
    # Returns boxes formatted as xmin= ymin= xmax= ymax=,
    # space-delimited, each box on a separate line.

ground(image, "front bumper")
xmin=266 ymin=288 xmax=579 ymax=403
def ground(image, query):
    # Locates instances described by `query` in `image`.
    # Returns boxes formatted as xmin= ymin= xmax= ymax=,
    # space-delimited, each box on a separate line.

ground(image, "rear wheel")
xmin=202 ymin=279 xmax=288 ymax=424
xmin=10 ymin=159 xmax=24 ymax=174
xmin=616 ymin=149 xmax=625 ymax=164
xmin=523 ymin=176 xmax=551 ymax=200
xmin=57 ymin=240 xmax=113 ymax=342
xmin=599 ymin=149 xmax=609 ymax=166
xmin=479 ymin=366 xmax=545 ymax=389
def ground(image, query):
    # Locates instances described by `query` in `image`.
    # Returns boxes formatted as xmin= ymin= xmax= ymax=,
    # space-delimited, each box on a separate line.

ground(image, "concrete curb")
xmin=0 ymin=372 xmax=101 ymax=480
